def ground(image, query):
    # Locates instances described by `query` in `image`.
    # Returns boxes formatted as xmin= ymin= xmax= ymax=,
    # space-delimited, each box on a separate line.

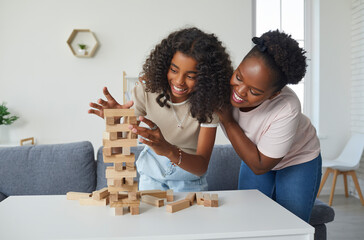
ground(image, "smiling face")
xmin=230 ymin=56 xmax=280 ymax=112
xmin=167 ymin=51 xmax=198 ymax=103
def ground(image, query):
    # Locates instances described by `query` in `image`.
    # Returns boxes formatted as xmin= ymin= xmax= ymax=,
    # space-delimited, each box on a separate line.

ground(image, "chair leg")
xmin=348 ymin=170 xmax=364 ymax=206
xmin=317 ymin=168 xmax=331 ymax=197
xmin=343 ymin=172 xmax=349 ymax=197
xmin=329 ymin=169 xmax=340 ymax=206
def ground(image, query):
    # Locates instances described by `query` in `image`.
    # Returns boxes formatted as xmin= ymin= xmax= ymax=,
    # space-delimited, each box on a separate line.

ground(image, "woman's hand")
xmin=128 ymin=116 xmax=173 ymax=157
xmin=217 ymin=105 xmax=234 ymax=126
xmin=88 ymin=86 xmax=134 ymax=118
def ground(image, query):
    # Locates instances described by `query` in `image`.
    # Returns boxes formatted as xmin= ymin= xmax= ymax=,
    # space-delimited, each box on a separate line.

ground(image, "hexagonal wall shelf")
xmin=67 ymin=29 xmax=99 ymax=58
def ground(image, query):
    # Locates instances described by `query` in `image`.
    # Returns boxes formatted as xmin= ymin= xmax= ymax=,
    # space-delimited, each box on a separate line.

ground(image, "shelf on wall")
xmin=67 ymin=29 xmax=99 ymax=58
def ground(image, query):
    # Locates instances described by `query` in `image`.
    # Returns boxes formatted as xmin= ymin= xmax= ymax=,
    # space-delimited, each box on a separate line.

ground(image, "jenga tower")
xmin=103 ymin=109 xmax=140 ymax=215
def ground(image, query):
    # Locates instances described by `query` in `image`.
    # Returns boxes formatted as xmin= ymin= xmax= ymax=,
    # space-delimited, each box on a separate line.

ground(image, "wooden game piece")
xmin=203 ymin=193 xmax=211 ymax=207
xmin=103 ymin=131 xmax=117 ymax=140
xmin=114 ymin=163 xmax=123 ymax=171
xmin=103 ymin=153 xmax=135 ymax=163
xmin=141 ymin=195 xmax=164 ymax=207
xmin=115 ymin=207 xmax=124 ymax=216
xmin=125 ymin=162 xmax=134 ymax=171
xmin=79 ymin=197 xmax=109 ymax=206
xmin=109 ymin=193 xmax=119 ymax=202
xmin=128 ymin=116 xmax=137 ymax=124
xmin=108 ymin=184 xmax=138 ymax=192
xmin=185 ymin=192 xmax=196 ymax=205
xmin=105 ymin=123 xmax=130 ymax=132
xmin=166 ymin=189 xmax=174 ymax=202
xmin=138 ymin=190 xmax=167 ymax=199
xmin=103 ymin=139 xmax=137 ymax=148
xmin=130 ymin=206 xmax=140 ymax=215
xmin=66 ymin=192 xmax=91 ymax=200
xmin=105 ymin=166 xmax=137 ymax=178
xmin=104 ymin=109 xmax=135 ymax=117
xmin=103 ymin=147 xmax=112 ymax=157
xmin=211 ymin=194 xmax=218 ymax=207
xmin=122 ymin=146 xmax=131 ymax=155
xmin=125 ymin=177 xmax=134 ymax=186
xmin=196 ymin=192 xmax=204 ymax=205
xmin=166 ymin=199 xmax=190 ymax=213
xmin=106 ymin=117 xmax=116 ymax=125
xmin=92 ymin=187 xmax=109 ymax=200
xmin=128 ymin=192 xmax=138 ymax=201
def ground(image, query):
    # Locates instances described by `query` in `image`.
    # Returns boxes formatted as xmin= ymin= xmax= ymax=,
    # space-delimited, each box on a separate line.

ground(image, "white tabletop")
xmin=0 ymin=190 xmax=314 ymax=240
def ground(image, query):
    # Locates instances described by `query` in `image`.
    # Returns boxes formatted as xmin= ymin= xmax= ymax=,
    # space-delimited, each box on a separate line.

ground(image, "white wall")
xmin=0 ymin=0 xmax=252 ymax=150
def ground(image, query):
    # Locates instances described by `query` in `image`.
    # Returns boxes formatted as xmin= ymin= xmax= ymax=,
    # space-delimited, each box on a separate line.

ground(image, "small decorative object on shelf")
xmin=67 ymin=29 xmax=99 ymax=58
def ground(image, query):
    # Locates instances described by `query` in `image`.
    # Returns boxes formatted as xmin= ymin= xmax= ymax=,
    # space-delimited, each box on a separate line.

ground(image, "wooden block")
xmin=103 ymin=139 xmax=138 ymax=148
xmin=166 ymin=189 xmax=174 ymax=202
xmin=196 ymin=192 xmax=204 ymax=205
xmin=128 ymin=116 xmax=137 ymax=124
xmin=166 ymin=199 xmax=190 ymax=213
xmin=103 ymin=147 xmax=112 ymax=157
xmin=130 ymin=206 xmax=140 ymax=215
xmin=131 ymin=133 xmax=138 ymax=139
xmin=108 ymin=183 xmax=138 ymax=192
xmin=113 ymin=179 xmax=122 ymax=187
xmin=105 ymin=123 xmax=131 ymax=132
xmin=128 ymin=192 xmax=138 ymax=201
xmin=109 ymin=193 xmax=119 ymax=202
xmin=106 ymin=117 xmax=116 ymax=125
xmin=106 ymin=166 xmax=137 ymax=178
xmin=115 ymin=207 xmax=124 ymax=216
xmin=103 ymin=131 xmax=117 ymax=140
xmin=79 ymin=197 xmax=109 ymax=206
xmin=122 ymin=147 xmax=131 ymax=155
xmin=125 ymin=162 xmax=134 ymax=170
xmin=107 ymin=178 xmax=114 ymax=186
xmin=185 ymin=192 xmax=196 ymax=205
xmin=138 ymin=190 xmax=167 ymax=199
xmin=104 ymin=109 xmax=135 ymax=117
xmin=110 ymin=199 xmax=140 ymax=208
xmin=114 ymin=163 xmax=123 ymax=171
xmin=92 ymin=187 xmax=109 ymax=200
xmin=112 ymin=147 xmax=123 ymax=154
xmin=141 ymin=195 xmax=164 ymax=207
xmin=211 ymin=194 xmax=218 ymax=207
xmin=66 ymin=192 xmax=91 ymax=200
xmin=103 ymin=153 xmax=135 ymax=163
xmin=203 ymin=193 xmax=211 ymax=207
xmin=125 ymin=177 xmax=134 ymax=186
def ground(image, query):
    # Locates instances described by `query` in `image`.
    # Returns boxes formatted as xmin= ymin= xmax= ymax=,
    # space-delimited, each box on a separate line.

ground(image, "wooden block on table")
xmin=103 ymin=139 xmax=138 ymax=148
xmin=79 ymin=197 xmax=109 ymax=206
xmin=66 ymin=192 xmax=91 ymax=200
xmin=203 ymin=193 xmax=211 ymax=207
xmin=138 ymin=190 xmax=167 ymax=199
xmin=141 ymin=195 xmax=164 ymax=207
xmin=185 ymin=192 xmax=196 ymax=205
xmin=109 ymin=193 xmax=119 ymax=202
xmin=104 ymin=109 xmax=135 ymax=117
xmin=110 ymin=198 xmax=140 ymax=208
xmin=103 ymin=131 xmax=117 ymax=140
xmin=103 ymin=153 xmax=135 ymax=163
xmin=92 ymin=187 xmax=109 ymax=200
xmin=196 ymin=192 xmax=204 ymax=205
xmin=211 ymin=194 xmax=218 ymax=207
xmin=115 ymin=207 xmax=124 ymax=216
xmin=166 ymin=189 xmax=174 ymax=202
xmin=166 ymin=199 xmax=190 ymax=213
xmin=130 ymin=206 xmax=140 ymax=215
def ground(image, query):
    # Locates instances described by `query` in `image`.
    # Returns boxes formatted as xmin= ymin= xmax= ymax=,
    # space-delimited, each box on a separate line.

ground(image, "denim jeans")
xmin=136 ymin=146 xmax=208 ymax=192
xmin=238 ymin=154 xmax=322 ymax=222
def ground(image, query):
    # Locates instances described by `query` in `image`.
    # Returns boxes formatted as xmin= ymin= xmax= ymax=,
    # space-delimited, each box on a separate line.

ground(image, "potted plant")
xmin=78 ymin=44 xmax=87 ymax=55
xmin=0 ymin=102 xmax=19 ymax=125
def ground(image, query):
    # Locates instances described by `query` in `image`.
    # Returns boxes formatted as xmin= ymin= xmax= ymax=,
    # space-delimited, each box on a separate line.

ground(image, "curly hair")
xmin=245 ymin=30 xmax=307 ymax=91
xmin=140 ymin=27 xmax=233 ymax=123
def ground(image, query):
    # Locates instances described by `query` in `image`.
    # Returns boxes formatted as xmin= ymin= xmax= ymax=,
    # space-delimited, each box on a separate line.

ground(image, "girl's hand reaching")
xmin=128 ymin=116 xmax=173 ymax=157
xmin=217 ymin=105 xmax=234 ymax=126
xmin=88 ymin=86 xmax=134 ymax=119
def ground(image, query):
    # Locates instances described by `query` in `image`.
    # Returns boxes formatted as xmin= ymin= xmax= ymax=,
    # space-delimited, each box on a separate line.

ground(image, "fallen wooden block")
xmin=166 ymin=199 xmax=190 ymax=213
xmin=141 ymin=195 xmax=164 ymax=207
xmin=203 ymin=193 xmax=211 ymax=207
xmin=92 ymin=187 xmax=109 ymax=200
xmin=79 ymin=197 xmax=109 ymax=206
xmin=185 ymin=192 xmax=196 ymax=205
xmin=66 ymin=192 xmax=91 ymax=200
xmin=138 ymin=190 xmax=167 ymax=199
xmin=211 ymin=194 xmax=219 ymax=207
xmin=196 ymin=192 xmax=204 ymax=205
xmin=166 ymin=189 xmax=174 ymax=202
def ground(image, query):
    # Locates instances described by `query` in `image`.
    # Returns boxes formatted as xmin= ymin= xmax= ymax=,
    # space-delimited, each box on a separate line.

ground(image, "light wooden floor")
xmin=317 ymin=194 xmax=364 ymax=240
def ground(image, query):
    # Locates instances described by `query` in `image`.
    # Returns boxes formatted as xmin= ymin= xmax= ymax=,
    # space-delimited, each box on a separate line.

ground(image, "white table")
xmin=0 ymin=190 xmax=314 ymax=240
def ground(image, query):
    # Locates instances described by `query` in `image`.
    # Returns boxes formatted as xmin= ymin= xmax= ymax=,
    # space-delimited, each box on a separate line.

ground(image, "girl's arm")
xmin=218 ymin=109 xmax=282 ymax=175
xmin=130 ymin=116 xmax=216 ymax=176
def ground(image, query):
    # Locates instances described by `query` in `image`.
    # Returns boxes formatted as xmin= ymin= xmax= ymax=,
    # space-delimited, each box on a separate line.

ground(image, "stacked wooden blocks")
xmin=103 ymin=109 xmax=139 ymax=215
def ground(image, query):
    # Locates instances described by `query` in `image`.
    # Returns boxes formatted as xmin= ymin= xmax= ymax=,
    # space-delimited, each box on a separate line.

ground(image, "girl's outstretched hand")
xmin=128 ymin=116 xmax=173 ymax=156
xmin=217 ymin=105 xmax=234 ymax=125
xmin=88 ymin=86 xmax=134 ymax=119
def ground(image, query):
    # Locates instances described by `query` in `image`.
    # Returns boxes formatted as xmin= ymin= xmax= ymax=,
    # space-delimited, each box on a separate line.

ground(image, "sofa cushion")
xmin=309 ymin=199 xmax=335 ymax=225
xmin=0 ymin=141 xmax=96 ymax=196
xmin=206 ymin=145 xmax=241 ymax=191
xmin=96 ymin=146 xmax=143 ymax=190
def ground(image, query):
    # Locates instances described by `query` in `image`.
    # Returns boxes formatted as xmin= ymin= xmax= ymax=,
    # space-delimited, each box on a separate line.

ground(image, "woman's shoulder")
xmin=269 ymin=86 xmax=302 ymax=114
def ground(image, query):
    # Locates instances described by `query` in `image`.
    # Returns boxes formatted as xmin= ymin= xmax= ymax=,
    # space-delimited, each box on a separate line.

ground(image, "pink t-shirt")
xmin=229 ymin=86 xmax=320 ymax=170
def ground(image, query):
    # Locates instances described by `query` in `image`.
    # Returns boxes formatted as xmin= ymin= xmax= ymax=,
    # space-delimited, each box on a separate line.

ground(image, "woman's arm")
xmin=218 ymin=109 xmax=282 ymax=175
xmin=130 ymin=117 xmax=216 ymax=176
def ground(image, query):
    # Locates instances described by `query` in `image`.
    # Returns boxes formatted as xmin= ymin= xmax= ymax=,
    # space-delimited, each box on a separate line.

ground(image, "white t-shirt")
xmin=227 ymin=86 xmax=320 ymax=170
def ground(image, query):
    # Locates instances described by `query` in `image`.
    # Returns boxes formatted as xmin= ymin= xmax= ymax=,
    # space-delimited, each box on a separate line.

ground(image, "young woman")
xmin=219 ymin=30 xmax=321 ymax=222
xmin=89 ymin=27 xmax=233 ymax=192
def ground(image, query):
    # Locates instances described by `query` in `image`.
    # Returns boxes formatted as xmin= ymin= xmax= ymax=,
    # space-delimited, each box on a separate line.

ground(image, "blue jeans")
xmin=136 ymin=146 xmax=208 ymax=192
xmin=238 ymin=154 xmax=322 ymax=222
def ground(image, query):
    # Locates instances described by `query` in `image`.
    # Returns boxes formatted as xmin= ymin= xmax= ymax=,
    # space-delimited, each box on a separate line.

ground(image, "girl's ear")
xmin=268 ymin=90 xmax=281 ymax=100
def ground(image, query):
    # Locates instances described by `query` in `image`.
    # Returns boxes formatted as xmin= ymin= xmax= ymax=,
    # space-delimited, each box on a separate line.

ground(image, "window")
xmin=255 ymin=0 xmax=309 ymax=113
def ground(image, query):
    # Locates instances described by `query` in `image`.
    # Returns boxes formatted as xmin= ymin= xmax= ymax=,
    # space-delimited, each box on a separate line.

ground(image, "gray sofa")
xmin=0 ymin=141 xmax=334 ymax=240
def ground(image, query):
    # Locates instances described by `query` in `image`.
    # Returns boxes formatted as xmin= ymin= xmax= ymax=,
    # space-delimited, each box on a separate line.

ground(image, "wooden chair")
xmin=317 ymin=133 xmax=364 ymax=206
